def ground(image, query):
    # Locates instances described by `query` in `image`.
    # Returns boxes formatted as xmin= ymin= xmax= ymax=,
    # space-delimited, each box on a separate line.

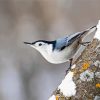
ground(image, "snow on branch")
xmin=48 ymin=95 xmax=56 ymax=100
xmin=48 ymin=69 xmax=76 ymax=100
xmin=58 ymin=71 xmax=76 ymax=97
xmin=94 ymin=20 xmax=100 ymax=40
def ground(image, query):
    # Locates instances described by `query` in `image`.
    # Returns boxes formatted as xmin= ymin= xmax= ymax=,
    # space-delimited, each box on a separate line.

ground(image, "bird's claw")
xmin=79 ymin=41 xmax=90 ymax=46
xmin=65 ymin=58 xmax=73 ymax=75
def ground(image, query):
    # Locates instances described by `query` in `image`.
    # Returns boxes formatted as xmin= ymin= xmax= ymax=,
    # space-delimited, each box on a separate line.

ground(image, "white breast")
xmin=38 ymin=41 xmax=80 ymax=64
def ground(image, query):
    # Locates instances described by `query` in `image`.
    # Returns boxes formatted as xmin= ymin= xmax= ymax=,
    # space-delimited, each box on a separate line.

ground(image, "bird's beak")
xmin=24 ymin=42 xmax=36 ymax=48
xmin=24 ymin=42 xmax=32 ymax=45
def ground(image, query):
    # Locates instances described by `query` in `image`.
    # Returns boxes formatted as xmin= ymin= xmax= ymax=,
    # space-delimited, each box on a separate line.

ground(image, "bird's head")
xmin=24 ymin=40 xmax=56 ymax=54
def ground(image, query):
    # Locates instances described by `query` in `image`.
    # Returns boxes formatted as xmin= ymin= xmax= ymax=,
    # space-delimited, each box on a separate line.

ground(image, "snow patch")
xmin=95 ymin=72 xmax=100 ymax=78
xmin=94 ymin=96 xmax=100 ymax=100
xmin=80 ymin=70 xmax=94 ymax=81
xmin=94 ymin=60 xmax=100 ymax=68
xmin=48 ymin=95 xmax=56 ymax=100
xmin=94 ymin=20 xmax=100 ymax=40
xmin=58 ymin=71 xmax=76 ymax=97
xmin=71 ymin=64 xmax=76 ymax=69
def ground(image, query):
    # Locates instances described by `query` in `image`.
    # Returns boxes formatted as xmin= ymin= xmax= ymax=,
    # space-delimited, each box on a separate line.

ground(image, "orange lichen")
xmin=82 ymin=62 xmax=90 ymax=70
xmin=96 ymin=83 xmax=100 ymax=88
xmin=56 ymin=95 xmax=59 ymax=100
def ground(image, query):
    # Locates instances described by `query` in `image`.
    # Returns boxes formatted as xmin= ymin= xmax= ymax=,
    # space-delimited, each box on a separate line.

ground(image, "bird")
xmin=24 ymin=26 xmax=97 ymax=68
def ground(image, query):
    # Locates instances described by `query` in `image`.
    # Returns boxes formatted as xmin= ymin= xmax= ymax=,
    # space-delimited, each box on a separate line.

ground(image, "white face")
xmin=32 ymin=41 xmax=54 ymax=63
xmin=31 ymin=41 xmax=53 ymax=55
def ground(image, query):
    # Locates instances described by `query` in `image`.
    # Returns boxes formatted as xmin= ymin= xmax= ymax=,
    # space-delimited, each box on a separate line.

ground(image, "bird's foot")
xmin=79 ymin=41 xmax=90 ymax=46
xmin=65 ymin=58 xmax=73 ymax=75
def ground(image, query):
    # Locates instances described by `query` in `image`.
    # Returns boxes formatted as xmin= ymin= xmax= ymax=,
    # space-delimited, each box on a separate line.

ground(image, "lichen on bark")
xmin=71 ymin=39 xmax=100 ymax=100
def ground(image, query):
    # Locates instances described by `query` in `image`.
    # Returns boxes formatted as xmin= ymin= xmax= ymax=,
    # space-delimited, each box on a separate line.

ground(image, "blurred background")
xmin=0 ymin=0 xmax=100 ymax=100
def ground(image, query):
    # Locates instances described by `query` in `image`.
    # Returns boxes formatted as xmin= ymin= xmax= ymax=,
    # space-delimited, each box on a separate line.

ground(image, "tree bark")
xmin=49 ymin=21 xmax=100 ymax=100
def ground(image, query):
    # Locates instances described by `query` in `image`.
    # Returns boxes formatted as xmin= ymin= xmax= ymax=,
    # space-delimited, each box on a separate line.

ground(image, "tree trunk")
xmin=49 ymin=21 xmax=100 ymax=100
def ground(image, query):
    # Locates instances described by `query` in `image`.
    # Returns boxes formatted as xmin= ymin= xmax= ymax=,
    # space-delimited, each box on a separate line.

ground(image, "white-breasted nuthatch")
xmin=24 ymin=26 xmax=97 ymax=65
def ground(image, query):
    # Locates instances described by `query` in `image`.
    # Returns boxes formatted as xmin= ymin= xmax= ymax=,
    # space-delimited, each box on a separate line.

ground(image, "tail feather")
xmin=67 ymin=25 xmax=97 ymax=45
xmin=81 ymin=25 xmax=97 ymax=38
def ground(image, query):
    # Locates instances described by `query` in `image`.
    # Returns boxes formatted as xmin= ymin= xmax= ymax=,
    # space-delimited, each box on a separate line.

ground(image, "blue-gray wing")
xmin=55 ymin=32 xmax=85 ymax=51
xmin=67 ymin=25 xmax=97 ymax=46
xmin=55 ymin=36 xmax=69 ymax=51
xmin=55 ymin=25 xmax=96 ymax=51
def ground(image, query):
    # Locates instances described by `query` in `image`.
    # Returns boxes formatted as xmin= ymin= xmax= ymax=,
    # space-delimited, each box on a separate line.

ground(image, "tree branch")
xmin=49 ymin=20 xmax=100 ymax=100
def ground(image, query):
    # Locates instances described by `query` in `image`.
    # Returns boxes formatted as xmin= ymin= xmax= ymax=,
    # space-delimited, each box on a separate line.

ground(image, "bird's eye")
xmin=39 ymin=43 xmax=42 ymax=46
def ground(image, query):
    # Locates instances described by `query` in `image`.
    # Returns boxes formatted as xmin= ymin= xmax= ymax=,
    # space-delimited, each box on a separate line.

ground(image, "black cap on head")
xmin=24 ymin=40 xmax=56 ymax=50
